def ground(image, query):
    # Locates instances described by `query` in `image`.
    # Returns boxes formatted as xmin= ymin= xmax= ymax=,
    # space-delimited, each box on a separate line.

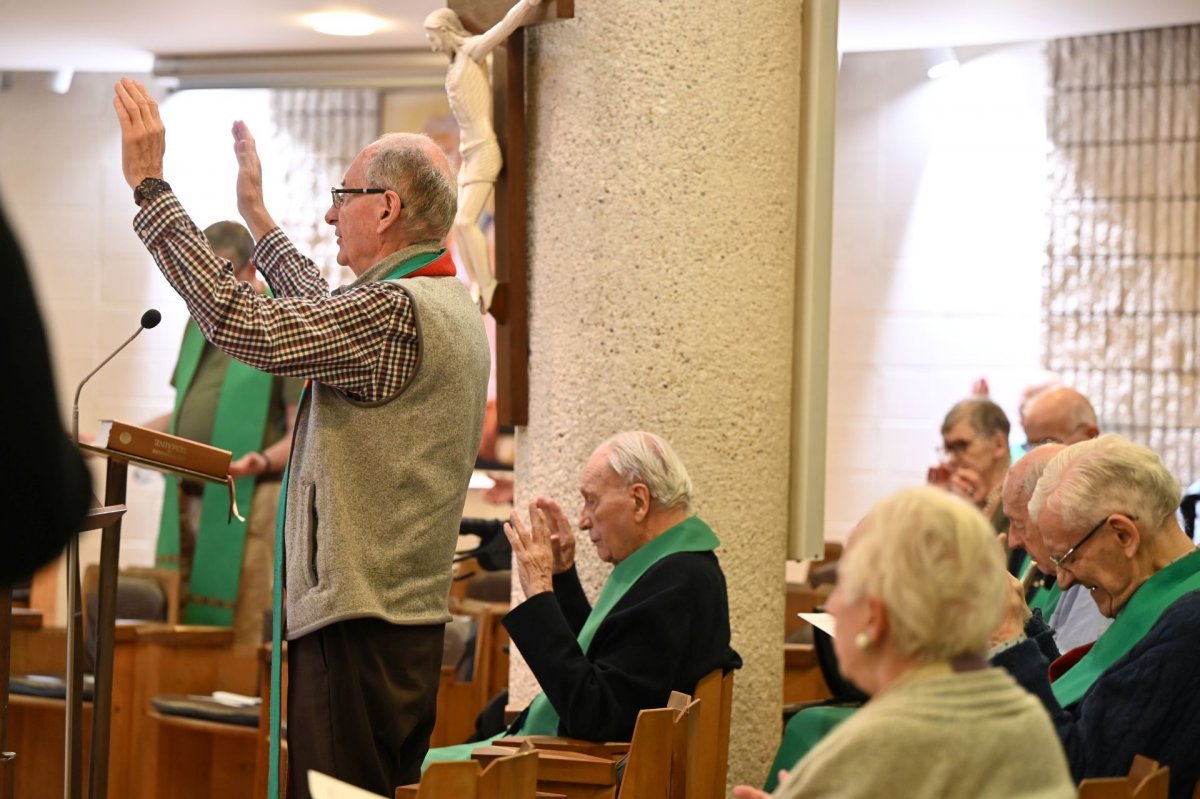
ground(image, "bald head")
xmin=1002 ymin=443 xmax=1065 ymax=572
xmin=1023 ymin=386 xmax=1099 ymax=448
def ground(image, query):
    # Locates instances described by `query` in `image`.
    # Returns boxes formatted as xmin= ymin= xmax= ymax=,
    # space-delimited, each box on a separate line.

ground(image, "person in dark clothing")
xmin=425 ymin=431 xmax=740 ymax=764
xmin=991 ymin=434 xmax=1200 ymax=799
xmin=1 ymin=197 xmax=91 ymax=585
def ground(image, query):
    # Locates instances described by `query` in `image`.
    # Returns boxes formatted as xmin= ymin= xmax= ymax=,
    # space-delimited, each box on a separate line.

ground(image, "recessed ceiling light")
xmin=306 ymin=11 xmax=387 ymax=37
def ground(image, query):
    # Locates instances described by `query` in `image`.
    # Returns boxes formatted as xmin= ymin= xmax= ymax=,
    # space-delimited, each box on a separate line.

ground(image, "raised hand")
xmin=504 ymin=502 xmax=555 ymax=598
xmin=112 ymin=78 xmax=165 ymax=189
xmin=231 ymin=120 xmax=276 ymax=238
xmin=535 ymin=496 xmax=576 ymax=574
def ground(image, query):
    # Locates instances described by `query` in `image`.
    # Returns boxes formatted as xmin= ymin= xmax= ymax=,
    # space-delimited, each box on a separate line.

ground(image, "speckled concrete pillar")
xmin=512 ymin=1 xmax=803 ymax=789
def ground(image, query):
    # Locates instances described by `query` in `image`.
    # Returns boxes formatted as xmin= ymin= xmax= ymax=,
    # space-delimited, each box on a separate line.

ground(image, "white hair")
xmin=1028 ymin=434 xmax=1180 ymax=532
xmin=842 ymin=486 xmax=1007 ymax=662
xmin=600 ymin=431 xmax=693 ymax=513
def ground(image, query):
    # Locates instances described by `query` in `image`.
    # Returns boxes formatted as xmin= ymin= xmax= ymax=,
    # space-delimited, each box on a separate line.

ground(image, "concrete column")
xmin=514 ymin=0 xmax=803 ymax=787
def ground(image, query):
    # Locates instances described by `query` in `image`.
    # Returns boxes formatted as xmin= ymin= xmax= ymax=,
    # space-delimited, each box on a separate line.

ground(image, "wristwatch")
xmin=133 ymin=177 xmax=172 ymax=207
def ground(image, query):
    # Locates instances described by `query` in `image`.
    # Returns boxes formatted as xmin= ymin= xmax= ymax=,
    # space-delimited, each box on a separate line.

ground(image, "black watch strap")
xmin=133 ymin=177 xmax=172 ymax=207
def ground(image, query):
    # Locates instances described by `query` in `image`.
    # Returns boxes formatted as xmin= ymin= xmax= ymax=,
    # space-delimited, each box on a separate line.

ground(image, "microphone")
xmin=72 ymin=308 xmax=161 ymax=444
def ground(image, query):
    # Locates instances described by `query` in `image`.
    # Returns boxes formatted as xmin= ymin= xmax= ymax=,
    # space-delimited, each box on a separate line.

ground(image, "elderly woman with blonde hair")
xmin=737 ymin=486 xmax=1074 ymax=798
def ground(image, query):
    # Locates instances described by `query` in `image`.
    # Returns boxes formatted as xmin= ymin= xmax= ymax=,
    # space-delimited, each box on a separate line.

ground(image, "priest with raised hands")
xmin=425 ymin=430 xmax=741 ymax=763
xmin=991 ymin=434 xmax=1200 ymax=799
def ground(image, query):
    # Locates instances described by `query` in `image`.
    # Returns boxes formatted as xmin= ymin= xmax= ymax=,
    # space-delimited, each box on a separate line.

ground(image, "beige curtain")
xmin=1044 ymin=25 xmax=1200 ymax=481
xmin=268 ymin=89 xmax=380 ymax=284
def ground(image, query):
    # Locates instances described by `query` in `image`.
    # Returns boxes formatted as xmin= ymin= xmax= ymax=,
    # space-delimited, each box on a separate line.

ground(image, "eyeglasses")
xmin=330 ymin=187 xmax=388 ymax=208
xmin=936 ymin=437 xmax=976 ymax=458
xmin=1049 ymin=512 xmax=1137 ymax=569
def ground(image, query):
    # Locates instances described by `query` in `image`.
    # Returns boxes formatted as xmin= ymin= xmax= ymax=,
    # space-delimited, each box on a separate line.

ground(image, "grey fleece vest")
xmin=283 ymin=273 xmax=490 ymax=639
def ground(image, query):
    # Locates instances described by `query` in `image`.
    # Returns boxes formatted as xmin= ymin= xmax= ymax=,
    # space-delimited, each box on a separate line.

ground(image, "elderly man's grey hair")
xmin=1028 ymin=434 xmax=1181 ymax=533
xmin=941 ymin=397 xmax=1010 ymax=438
xmin=842 ymin=486 xmax=1007 ymax=662
xmin=365 ymin=133 xmax=457 ymax=243
xmin=600 ymin=431 xmax=693 ymax=513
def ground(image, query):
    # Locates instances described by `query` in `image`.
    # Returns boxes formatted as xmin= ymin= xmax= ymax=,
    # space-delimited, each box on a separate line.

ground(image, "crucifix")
xmin=429 ymin=0 xmax=573 ymax=427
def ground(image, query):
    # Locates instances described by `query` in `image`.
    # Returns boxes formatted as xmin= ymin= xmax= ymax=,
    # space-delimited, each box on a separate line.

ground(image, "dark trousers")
xmin=286 ymin=617 xmax=444 ymax=799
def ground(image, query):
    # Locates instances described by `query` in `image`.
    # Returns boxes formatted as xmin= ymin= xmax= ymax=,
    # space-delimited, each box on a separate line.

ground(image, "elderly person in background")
xmin=737 ymin=486 xmax=1074 ymax=799
xmin=991 ymin=435 xmax=1200 ymax=799
xmin=1021 ymin=386 xmax=1100 ymax=451
xmin=929 ymin=398 xmax=1012 ymax=537
xmin=425 ymin=431 xmax=741 ymax=763
xmin=1004 ymin=444 xmax=1111 ymax=652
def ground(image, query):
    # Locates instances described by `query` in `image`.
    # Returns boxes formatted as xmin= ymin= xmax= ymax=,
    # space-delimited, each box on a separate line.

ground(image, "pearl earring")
xmin=854 ymin=632 xmax=871 ymax=650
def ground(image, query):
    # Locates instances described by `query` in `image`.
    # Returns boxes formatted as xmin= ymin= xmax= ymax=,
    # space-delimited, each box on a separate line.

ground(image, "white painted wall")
xmin=823 ymin=43 xmax=1052 ymax=540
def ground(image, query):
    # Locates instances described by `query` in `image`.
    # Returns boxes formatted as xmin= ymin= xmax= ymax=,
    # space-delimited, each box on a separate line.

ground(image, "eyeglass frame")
xmin=936 ymin=435 xmax=978 ymax=458
xmin=1049 ymin=512 xmax=1138 ymax=569
xmin=330 ymin=187 xmax=390 ymax=208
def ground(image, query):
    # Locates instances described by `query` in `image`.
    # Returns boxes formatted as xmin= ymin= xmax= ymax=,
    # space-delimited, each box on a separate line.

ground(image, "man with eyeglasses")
xmin=1001 ymin=444 xmax=1111 ymax=653
xmin=1020 ymin=386 xmax=1100 ymax=452
xmin=114 ymin=78 xmax=490 ymax=798
xmin=928 ymin=398 xmax=1013 ymax=546
xmin=990 ymin=435 xmax=1200 ymax=798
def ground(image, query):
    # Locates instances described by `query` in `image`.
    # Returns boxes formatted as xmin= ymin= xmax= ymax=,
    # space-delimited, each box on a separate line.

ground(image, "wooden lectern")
xmin=53 ymin=444 xmax=228 ymax=799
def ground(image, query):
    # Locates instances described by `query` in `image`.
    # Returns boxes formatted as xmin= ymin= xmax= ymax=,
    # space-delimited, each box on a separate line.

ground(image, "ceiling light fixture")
xmin=306 ymin=11 xmax=386 ymax=37
xmin=923 ymin=46 xmax=960 ymax=80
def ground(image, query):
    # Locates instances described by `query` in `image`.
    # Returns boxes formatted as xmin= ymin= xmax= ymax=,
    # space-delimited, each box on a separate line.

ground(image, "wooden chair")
xmin=394 ymin=747 xmax=540 ymax=799
xmin=430 ymin=598 xmax=509 ymax=748
xmin=689 ymin=669 xmax=734 ymax=799
xmin=1077 ymin=755 xmax=1170 ymax=799
xmin=491 ymin=670 xmax=732 ymax=799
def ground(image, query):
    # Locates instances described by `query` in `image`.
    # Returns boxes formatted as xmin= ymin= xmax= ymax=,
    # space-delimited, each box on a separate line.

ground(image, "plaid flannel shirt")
xmin=135 ymin=192 xmax=419 ymax=403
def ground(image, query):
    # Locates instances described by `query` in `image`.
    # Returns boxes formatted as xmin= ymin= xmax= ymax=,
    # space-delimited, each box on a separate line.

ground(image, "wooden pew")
xmin=393 ymin=748 xmax=541 ymax=799
xmin=1076 ymin=755 xmax=1169 ymax=799
xmin=130 ymin=625 xmax=258 ymax=799
xmin=783 ymin=643 xmax=831 ymax=705
xmin=7 ymin=619 xmax=142 ymax=799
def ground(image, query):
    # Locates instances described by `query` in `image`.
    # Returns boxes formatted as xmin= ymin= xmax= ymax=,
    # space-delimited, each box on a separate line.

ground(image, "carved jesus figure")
xmin=424 ymin=0 xmax=543 ymax=318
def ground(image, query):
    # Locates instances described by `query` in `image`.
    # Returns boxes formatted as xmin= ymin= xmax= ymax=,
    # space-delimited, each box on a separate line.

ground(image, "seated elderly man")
xmin=1021 ymin=386 xmax=1100 ymax=451
xmin=992 ymin=435 xmax=1200 ymax=799
xmin=1003 ymin=444 xmax=1111 ymax=653
xmin=425 ymin=431 xmax=740 ymax=763
xmin=929 ymin=398 xmax=1012 ymax=541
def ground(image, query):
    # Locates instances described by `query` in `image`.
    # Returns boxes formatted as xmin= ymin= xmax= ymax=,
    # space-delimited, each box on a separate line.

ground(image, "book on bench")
xmin=95 ymin=419 xmax=232 ymax=480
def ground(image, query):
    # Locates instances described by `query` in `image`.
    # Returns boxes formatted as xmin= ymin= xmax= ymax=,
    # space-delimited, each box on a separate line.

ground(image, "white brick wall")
xmin=824 ymin=44 xmax=1051 ymax=539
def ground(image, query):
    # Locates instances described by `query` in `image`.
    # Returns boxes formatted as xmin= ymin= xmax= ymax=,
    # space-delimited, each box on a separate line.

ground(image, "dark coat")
xmin=995 ymin=590 xmax=1200 ymax=799
xmin=504 ymin=550 xmax=742 ymax=741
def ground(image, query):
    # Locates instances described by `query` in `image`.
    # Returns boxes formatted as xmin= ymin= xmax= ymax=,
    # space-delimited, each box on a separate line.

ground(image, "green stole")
xmin=267 ymin=250 xmax=444 ymax=799
xmin=1019 ymin=554 xmax=1063 ymax=620
xmin=157 ymin=301 xmax=274 ymax=626
xmin=516 ymin=515 xmax=720 ymax=734
xmin=1051 ymin=548 xmax=1200 ymax=707
xmin=422 ymin=515 xmax=721 ymax=769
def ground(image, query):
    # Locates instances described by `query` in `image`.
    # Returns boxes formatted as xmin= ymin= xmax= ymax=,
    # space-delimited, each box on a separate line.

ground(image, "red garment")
xmin=1049 ymin=642 xmax=1095 ymax=682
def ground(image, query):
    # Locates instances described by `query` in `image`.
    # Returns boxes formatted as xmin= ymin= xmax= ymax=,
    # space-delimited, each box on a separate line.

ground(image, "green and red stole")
xmin=267 ymin=249 xmax=454 ymax=799
xmin=1051 ymin=548 xmax=1200 ymax=707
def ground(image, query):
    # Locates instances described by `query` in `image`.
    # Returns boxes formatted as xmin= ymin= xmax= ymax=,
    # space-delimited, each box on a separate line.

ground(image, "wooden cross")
xmin=447 ymin=0 xmax=573 ymax=428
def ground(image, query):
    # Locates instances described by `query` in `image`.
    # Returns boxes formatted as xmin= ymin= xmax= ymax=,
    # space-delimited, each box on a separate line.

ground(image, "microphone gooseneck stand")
xmin=64 ymin=309 xmax=158 ymax=799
